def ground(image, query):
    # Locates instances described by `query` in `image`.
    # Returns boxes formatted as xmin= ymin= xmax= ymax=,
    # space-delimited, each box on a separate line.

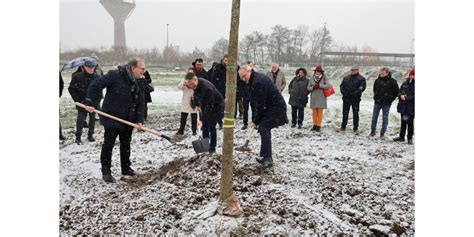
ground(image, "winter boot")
xmin=102 ymin=174 xmax=116 ymax=183
xmin=291 ymin=124 xmax=296 ymax=128
xmin=407 ymin=139 xmax=413 ymax=145
xmin=393 ymin=137 xmax=405 ymax=142
xmin=380 ymin=133 xmax=385 ymax=140
xmin=241 ymin=125 xmax=248 ymax=130
xmin=256 ymin=157 xmax=264 ymax=164
xmin=60 ymin=134 xmax=66 ymax=141
xmin=260 ymin=158 xmax=273 ymax=171
xmin=122 ymin=167 xmax=136 ymax=176
xmin=298 ymin=124 xmax=302 ymax=129
xmin=353 ymin=129 xmax=361 ymax=135
xmin=370 ymin=131 xmax=376 ymax=137
xmin=87 ymin=134 xmax=95 ymax=142
xmin=336 ymin=127 xmax=346 ymax=132
xmin=311 ymin=125 xmax=318 ymax=131
xmin=315 ymin=126 xmax=321 ymax=132
xmin=75 ymin=136 xmax=82 ymax=145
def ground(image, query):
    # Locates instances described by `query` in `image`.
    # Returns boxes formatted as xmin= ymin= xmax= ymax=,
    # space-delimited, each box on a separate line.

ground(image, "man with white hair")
xmin=266 ymin=63 xmax=286 ymax=93
xmin=238 ymin=65 xmax=288 ymax=171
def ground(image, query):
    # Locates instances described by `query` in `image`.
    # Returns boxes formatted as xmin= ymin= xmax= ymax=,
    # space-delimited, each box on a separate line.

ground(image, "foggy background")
xmin=60 ymin=0 xmax=414 ymax=54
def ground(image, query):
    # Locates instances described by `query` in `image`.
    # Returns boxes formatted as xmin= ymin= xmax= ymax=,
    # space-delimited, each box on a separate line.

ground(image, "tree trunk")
xmin=218 ymin=0 xmax=242 ymax=217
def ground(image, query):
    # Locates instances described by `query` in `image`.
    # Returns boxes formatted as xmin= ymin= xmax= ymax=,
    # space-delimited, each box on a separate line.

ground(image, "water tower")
xmin=100 ymin=0 xmax=135 ymax=59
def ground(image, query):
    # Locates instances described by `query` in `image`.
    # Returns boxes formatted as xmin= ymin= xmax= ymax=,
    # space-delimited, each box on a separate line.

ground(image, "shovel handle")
xmin=75 ymin=102 xmax=168 ymax=140
xmin=246 ymin=126 xmax=255 ymax=140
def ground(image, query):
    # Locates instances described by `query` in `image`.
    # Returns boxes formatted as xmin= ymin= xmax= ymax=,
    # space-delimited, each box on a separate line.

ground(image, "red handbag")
xmin=323 ymin=83 xmax=335 ymax=97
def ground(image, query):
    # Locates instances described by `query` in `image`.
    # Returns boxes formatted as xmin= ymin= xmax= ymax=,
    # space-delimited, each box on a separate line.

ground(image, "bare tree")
xmin=219 ymin=0 xmax=242 ymax=217
xmin=268 ymin=25 xmax=291 ymax=62
xmin=210 ymin=38 xmax=229 ymax=61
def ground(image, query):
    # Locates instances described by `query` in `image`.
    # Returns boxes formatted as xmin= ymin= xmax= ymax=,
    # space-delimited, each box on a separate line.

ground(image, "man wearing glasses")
xmin=337 ymin=66 xmax=366 ymax=134
xmin=84 ymin=58 xmax=145 ymax=183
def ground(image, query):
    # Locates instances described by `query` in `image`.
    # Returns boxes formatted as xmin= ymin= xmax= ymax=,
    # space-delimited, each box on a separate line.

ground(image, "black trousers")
xmin=341 ymin=97 xmax=361 ymax=130
xmin=178 ymin=112 xmax=197 ymax=134
xmin=399 ymin=114 xmax=415 ymax=140
xmin=144 ymin=103 xmax=148 ymax=121
xmin=234 ymin=95 xmax=244 ymax=118
xmin=100 ymin=126 xmax=133 ymax=175
xmin=242 ymin=97 xmax=256 ymax=126
xmin=291 ymin=105 xmax=304 ymax=126
xmin=75 ymin=109 xmax=95 ymax=137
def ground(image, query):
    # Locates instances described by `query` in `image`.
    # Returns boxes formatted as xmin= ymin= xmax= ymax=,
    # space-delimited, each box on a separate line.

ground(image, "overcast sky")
xmin=60 ymin=0 xmax=414 ymax=53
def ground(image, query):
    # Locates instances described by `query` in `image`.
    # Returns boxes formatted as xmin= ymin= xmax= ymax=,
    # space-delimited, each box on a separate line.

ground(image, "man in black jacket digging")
xmin=238 ymin=65 xmax=288 ymax=171
xmin=83 ymin=58 xmax=145 ymax=183
xmin=183 ymin=72 xmax=224 ymax=154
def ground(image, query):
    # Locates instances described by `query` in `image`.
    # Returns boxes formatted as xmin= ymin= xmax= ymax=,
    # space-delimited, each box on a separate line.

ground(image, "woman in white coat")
xmin=177 ymin=69 xmax=198 ymax=135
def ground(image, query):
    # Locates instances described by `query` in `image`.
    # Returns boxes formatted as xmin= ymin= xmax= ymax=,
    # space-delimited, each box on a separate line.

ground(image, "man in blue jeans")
xmin=370 ymin=67 xmax=399 ymax=138
xmin=183 ymin=73 xmax=224 ymax=154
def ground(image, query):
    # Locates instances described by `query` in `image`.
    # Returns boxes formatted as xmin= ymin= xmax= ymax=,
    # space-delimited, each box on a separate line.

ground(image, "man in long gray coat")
xmin=307 ymin=65 xmax=330 ymax=132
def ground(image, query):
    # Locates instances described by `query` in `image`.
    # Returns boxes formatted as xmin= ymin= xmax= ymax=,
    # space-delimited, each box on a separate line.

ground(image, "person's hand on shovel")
xmin=197 ymin=120 xmax=202 ymax=129
xmin=250 ymin=122 xmax=257 ymax=129
xmin=134 ymin=123 xmax=144 ymax=132
xmin=84 ymin=105 xmax=96 ymax=113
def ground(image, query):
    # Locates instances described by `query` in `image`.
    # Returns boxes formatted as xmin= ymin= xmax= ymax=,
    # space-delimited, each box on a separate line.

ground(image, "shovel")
xmin=192 ymin=111 xmax=210 ymax=153
xmin=235 ymin=126 xmax=255 ymax=152
xmin=75 ymin=102 xmax=172 ymax=142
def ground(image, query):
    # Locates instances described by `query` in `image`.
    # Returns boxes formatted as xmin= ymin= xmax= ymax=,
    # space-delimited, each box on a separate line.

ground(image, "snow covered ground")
xmin=59 ymin=66 xmax=414 ymax=235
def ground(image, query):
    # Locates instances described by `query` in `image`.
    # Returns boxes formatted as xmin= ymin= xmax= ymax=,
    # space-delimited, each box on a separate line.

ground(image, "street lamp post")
xmin=166 ymin=24 xmax=169 ymax=67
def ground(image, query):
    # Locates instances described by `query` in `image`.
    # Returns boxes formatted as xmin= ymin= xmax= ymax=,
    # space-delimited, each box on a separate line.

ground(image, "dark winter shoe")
xmin=102 ymin=174 xmax=116 ymax=183
xmin=122 ymin=168 xmax=136 ymax=176
xmin=241 ymin=125 xmax=248 ymax=130
xmin=209 ymin=148 xmax=216 ymax=155
xmin=353 ymin=129 xmax=361 ymax=135
xmin=336 ymin=127 xmax=345 ymax=132
xmin=176 ymin=130 xmax=184 ymax=135
xmin=87 ymin=135 xmax=95 ymax=142
xmin=192 ymin=131 xmax=197 ymax=136
xmin=316 ymin=126 xmax=321 ymax=132
xmin=260 ymin=159 xmax=273 ymax=171
xmin=256 ymin=157 xmax=264 ymax=164
xmin=380 ymin=133 xmax=385 ymax=140
xmin=407 ymin=139 xmax=413 ymax=145
xmin=60 ymin=134 xmax=66 ymax=141
xmin=298 ymin=124 xmax=302 ymax=129
xmin=370 ymin=131 xmax=376 ymax=137
xmin=311 ymin=125 xmax=318 ymax=131
xmin=75 ymin=137 xmax=82 ymax=145
xmin=393 ymin=137 xmax=405 ymax=142
xmin=291 ymin=124 xmax=296 ymax=128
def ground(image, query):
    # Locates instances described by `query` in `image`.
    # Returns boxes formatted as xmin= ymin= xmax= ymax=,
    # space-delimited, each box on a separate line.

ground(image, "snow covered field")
xmin=59 ymin=66 xmax=414 ymax=235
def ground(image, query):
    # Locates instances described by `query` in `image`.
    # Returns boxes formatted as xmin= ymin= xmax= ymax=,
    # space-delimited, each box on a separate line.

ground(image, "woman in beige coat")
xmin=307 ymin=65 xmax=330 ymax=132
xmin=176 ymin=69 xmax=198 ymax=135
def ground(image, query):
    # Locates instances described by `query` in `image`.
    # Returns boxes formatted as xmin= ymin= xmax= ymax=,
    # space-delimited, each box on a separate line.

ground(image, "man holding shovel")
xmin=83 ymin=58 xmax=145 ymax=183
xmin=183 ymin=72 xmax=224 ymax=154
xmin=238 ymin=65 xmax=288 ymax=171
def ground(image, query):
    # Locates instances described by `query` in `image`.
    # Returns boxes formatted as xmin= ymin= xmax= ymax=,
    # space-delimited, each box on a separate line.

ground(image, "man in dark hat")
xmin=238 ymin=65 xmax=288 ymax=171
xmin=183 ymin=72 xmax=224 ymax=154
xmin=83 ymin=58 xmax=146 ymax=183
xmin=68 ymin=58 xmax=101 ymax=144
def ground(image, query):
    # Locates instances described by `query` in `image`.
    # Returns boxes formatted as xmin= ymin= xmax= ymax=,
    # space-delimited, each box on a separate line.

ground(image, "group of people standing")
xmin=287 ymin=64 xmax=415 ymax=145
xmin=61 ymin=55 xmax=414 ymax=183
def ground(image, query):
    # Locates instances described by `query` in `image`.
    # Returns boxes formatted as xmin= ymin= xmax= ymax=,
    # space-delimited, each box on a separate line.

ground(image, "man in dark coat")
xmin=68 ymin=59 xmax=101 ymax=144
xmin=370 ymin=67 xmax=399 ymax=138
xmin=84 ymin=58 xmax=146 ymax=183
xmin=183 ymin=73 xmax=224 ymax=154
xmin=192 ymin=58 xmax=208 ymax=79
xmin=136 ymin=70 xmax=153 ymax=121
xmin=208 ymin=55 xmax=228 ymax=129
xmin=394 ymin=68 xmax=415 ymax=144
xmin=238 ymin=65 xmax=288 ymax=171
xmin=338 ymin=66 xmax=366 ymax=133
